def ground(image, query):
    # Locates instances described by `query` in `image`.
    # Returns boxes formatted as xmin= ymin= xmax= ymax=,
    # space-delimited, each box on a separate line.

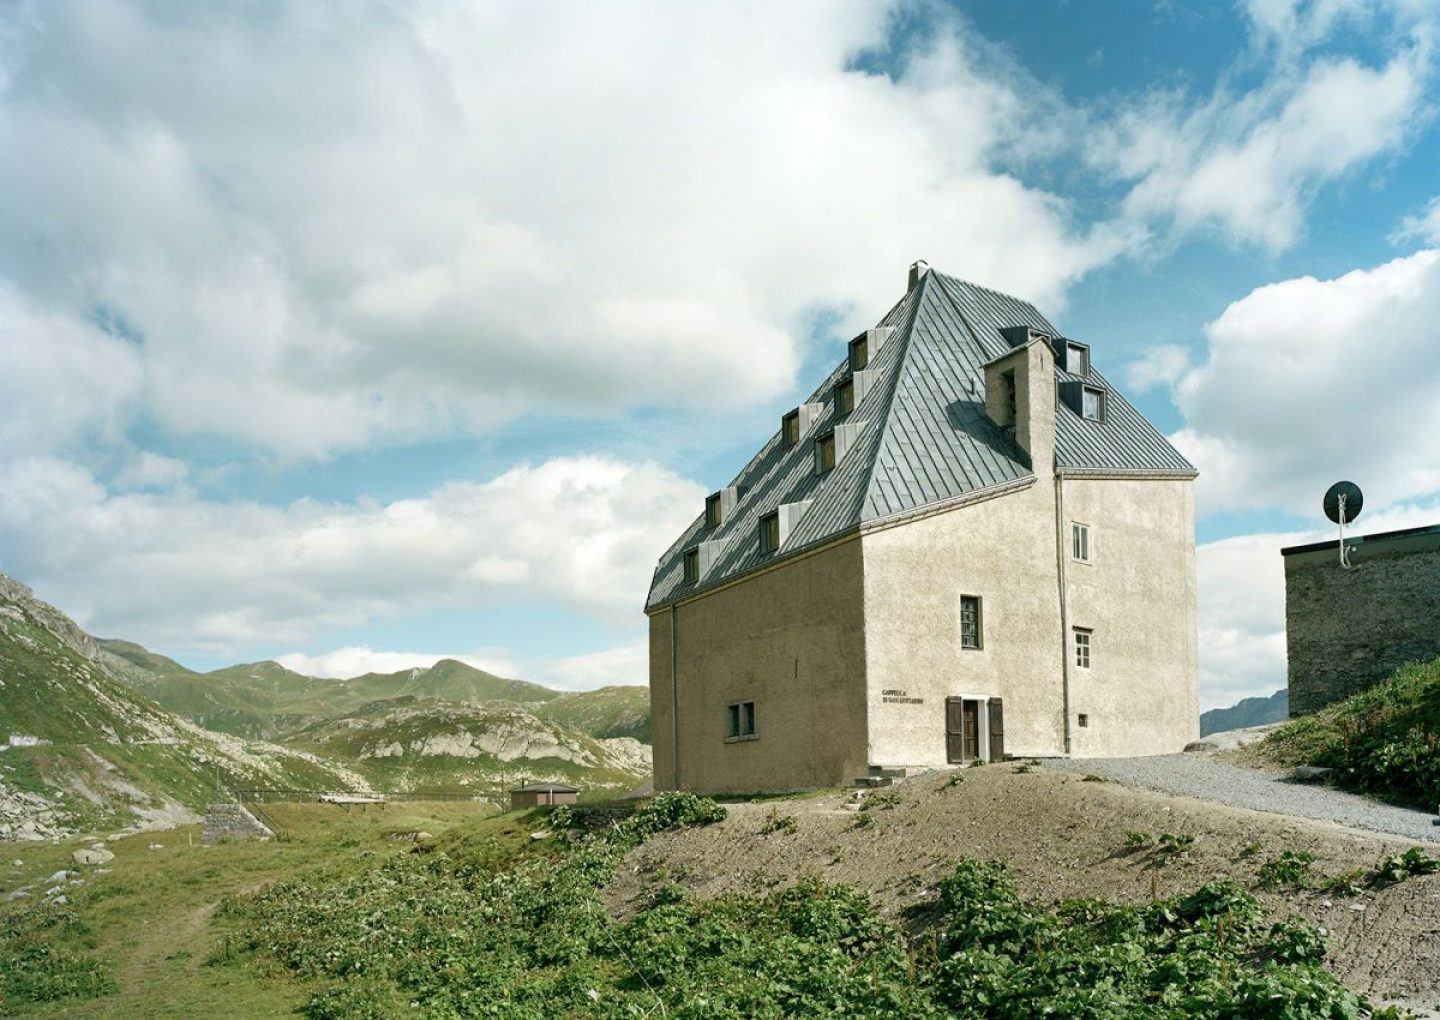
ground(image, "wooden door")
xmin=945 ymin=698 xmax=966 ymax=763
xmin=988 ymin=698 xmax=1005 ymax=762
xmin=962 ymin=700 xmax=980 ymax=761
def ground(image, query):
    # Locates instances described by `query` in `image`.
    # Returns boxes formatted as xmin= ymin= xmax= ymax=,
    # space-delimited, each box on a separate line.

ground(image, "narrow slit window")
xmin=759 ymin=511 xmax=780 ymax=554
xmin=782 ymin=409 xmax=800 ymax=447
xmin=815 ymin=432 xmax=836 ymax=474
xmin=683 ymin=548 xmax=699 ymax=584
xmin=835 ymin=378 xmax=855 ymax=417
xmin=959 ymin=595 xmax=983 ymax=650
xmin=1074 ymin=628 xmax=1092 ymax=669
xmin=1002 ymin=370 xmax=1017 ymax=425
xmin=1072 ymin=522 xmax=1090 ymax=562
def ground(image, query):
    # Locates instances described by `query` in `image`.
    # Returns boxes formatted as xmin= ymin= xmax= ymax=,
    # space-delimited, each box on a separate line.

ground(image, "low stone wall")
xmin=201 ymin=802 xmax=273 ymax=843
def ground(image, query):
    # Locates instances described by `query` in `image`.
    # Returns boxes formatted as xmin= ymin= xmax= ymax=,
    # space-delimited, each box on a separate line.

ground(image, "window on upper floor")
xmin=1081 ymin=386 xmax=1105 ymax=422
xmin=849 ymin=334 xmax=868 ymax=371
xmin=959 ymin=595 xmax=983 ymax=650
xmin=705 ymin=493 xmax=723 ymax=530
xmin=1073 ymin=627 xmax=1092 ymax=669
xmin=759 ymin=511 xmax=780 ymax=555
xmin=782 ymin=409 xmax=800 ymax=447
xmin=683 ymin=548 xmax=699 ymax=584
xmin=815 ymin=431 xmax=836 ymax=474
xmin=1072 ymin=522 xmax=1091 ymax=563
xmin=1066 ymin=342 xmax=1089 ymax=375
xmin=835 ymin=378 xmax=855 ymax=417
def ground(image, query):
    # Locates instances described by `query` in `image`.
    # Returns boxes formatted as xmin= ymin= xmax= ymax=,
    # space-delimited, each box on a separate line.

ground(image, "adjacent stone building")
xmin=1282 ymin=523 xmax=1440 ymax=715
xmin=645 ymin=266 xmax=1200 ymax=794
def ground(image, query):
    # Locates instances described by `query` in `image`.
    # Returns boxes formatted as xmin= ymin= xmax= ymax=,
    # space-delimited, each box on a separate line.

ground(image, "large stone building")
xmin=645 ymin=266 xmax=1199 ymax=793
xmin=1282 ymin=523 xmax=1440 ymax=715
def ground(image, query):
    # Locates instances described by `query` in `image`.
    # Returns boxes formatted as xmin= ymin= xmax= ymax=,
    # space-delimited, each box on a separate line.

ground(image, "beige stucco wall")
xmin=648 ymin=537 xmax=870 ymax=794
xmin=860 ymin=478 xmax=1068 ymax=764
xmin=1061 ymin=477 xmax=1198 ymax=755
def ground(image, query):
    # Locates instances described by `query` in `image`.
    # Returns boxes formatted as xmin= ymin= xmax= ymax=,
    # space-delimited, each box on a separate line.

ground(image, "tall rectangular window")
xmin=815 ymin=432 xmax=836 ymax=474
xmin=1081 ymin=386 xmax=1105 ymax=421
xmin=849 ymin=335 xmax=869 ymax=371
xmin=705 ymin=493 xmax=722 ymax=529
xmin=1072 ymin=522 xmax=1090 ymax=562
xmin=1066 ymin=342 xmax=1089 ymax=375
xmin=1074 ymin=628 xmax=1092 ymax=669
xmin=959 ymin=595 xmax=983 ymax=650
xmin=683 ymin=548 xmax=699 ymax=584
xmin=782 ymin=409 xmax=800 ymax=447
xmin=835 ymin=378 xmax=855 ymax=417
xmin=759 ymin=511 xmax=780 ymax=554
xmin=726 ymin=701 xmax=757 ymax=740
xmin=1002 ymin=370 xmax=1017 ymax=424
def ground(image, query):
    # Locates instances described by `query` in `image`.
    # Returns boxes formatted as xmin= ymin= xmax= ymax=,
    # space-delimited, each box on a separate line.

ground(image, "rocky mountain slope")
xmin=0 ymin=574 xmax=368 ymax=840
xmin=1200 ymin=689 xmax=1288 ymax=736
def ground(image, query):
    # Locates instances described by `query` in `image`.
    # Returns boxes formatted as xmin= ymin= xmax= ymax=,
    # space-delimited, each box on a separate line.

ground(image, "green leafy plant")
xmin=1157 ymin=832 xmax=1195 ymax=855
xmin=1256 ymin=850 xmax=1316 ymax=890
xmin=1370 ymin=846 xmax=1440 ymax=888
xmin=1124 ymin=831 xmax=1153 ymax=849
xmin=759 ymin=811 xmax=798 ymax=835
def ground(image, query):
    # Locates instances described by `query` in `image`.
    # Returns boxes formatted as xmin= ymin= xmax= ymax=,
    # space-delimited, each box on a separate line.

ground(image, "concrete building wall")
xmin=1061 ymin=477 xmax=1198 ymax=755
xmin=860 ymin=478 xmax=1068 ymax=764
xmin=1284 ymin=534 xmax=1440 ymax=714
xmin=648 ymin=538 xmax=870 ymax=794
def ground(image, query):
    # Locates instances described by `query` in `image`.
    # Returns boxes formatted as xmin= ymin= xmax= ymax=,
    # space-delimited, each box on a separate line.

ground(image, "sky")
xmin=1 ymin=0 xmax=1438 ymax=709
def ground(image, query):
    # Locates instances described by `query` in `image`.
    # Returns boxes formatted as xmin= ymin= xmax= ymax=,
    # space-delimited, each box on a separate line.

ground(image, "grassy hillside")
xmin=1 ymin=578 xmax=366 ymax=838
xmin=1244 ymin=657 xmax=1440 ymax=810
xmin=284 ymin=695 xmax=650 ymax=796
xmin=535 ymin=684 xmax=650 ymax=742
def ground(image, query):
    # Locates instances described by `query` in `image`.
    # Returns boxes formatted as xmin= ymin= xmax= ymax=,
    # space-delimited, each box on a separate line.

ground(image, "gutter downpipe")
xmin=670 ymin=604 xmax=680 ymax=790
xmin=1054 ymin=472 xmax=1073 ymax=755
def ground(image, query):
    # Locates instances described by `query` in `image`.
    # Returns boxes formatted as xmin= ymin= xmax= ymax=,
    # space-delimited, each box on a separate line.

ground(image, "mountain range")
xmin=0 ymin=571 xmax=651 ymax=839
xmin=1199 ymin=689 xmax=1289 ymax=736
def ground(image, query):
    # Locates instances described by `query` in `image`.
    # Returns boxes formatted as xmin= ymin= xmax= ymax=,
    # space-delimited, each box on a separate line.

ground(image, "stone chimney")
xmin=983 ymin=336 xmax=1055 ymax=470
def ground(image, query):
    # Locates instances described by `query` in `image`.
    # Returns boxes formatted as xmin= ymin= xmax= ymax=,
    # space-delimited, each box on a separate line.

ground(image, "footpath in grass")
xmin=1 ymin=800 xmax=503 ymax=1017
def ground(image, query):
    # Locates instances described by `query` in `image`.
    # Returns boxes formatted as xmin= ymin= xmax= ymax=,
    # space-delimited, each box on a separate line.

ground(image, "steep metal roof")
xmin=645 ymin=269 xmax=1195 ymax=612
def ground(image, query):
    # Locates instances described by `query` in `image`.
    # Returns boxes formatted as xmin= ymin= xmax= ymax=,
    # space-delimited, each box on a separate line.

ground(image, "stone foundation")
xmin=201 ymin=802 xmax=273 ymax=843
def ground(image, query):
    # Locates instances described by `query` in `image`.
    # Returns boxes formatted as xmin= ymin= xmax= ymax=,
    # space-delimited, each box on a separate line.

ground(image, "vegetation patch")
xmin=0 ymin=901 xmax=115 ymax=1011
xmin=1248 ymin=656 xmax=1440 ymax=810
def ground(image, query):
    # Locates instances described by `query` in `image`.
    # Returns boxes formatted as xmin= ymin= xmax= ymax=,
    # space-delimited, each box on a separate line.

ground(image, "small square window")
xmin=815 ymin=432 xmax=836 ymax=474
xmin=782 ymin=409 xmax=800 ymax=447
xmin=705 ymin=493 xmax=723 ymax=529
xmin=726 ymin=700 xmax=757 ymax=740
xmin=1074 ymin=628 xmax=1092 ymax=669
xmin=1066 ymin=343 xmax=1089 ymax=375
xmin=759 ymin=511 xmax=780 ymax=554
xmin=1077 ymin=713 xmax=1089 ymax=728
xmin=849 ymin=335 xmax=869 ymax=371
xmin=683 ymin=548 xmax=699 ymax=584
xmin=1072 ymin=522 xmax=1090 ymax=562
xmin=835 ymin=378 xmax=855 ymax=417
xmin=1081 ymin=386 xmax=1105 ymax=421
xmin=959 ymin=595 xmax=983 ymax=650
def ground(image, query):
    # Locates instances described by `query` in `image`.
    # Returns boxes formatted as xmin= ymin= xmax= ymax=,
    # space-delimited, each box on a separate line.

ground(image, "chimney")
xmin=983 ymin=333 xmax=1055 ymax=470
xmin=908 ymin=260 xmax=929 ymax=291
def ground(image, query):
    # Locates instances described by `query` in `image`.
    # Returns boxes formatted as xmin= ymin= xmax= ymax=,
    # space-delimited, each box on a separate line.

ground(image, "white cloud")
xmin=0 ymin=0 xmax=1118 ymax=461
xmin=541 ymin=640 xmax=650 ymax=691
xmin=1172 ymin=248 xmax=1440 ymax=516
xmin=1123 ymin=343 xmax=1192 ymax=393
xmin=275 ymin=647 xmax=521 ymax=681
xmin=1391 ymin=194 xmax=1440 ymax=245
xmin=0 ymin=455 xmax=702 ymax=650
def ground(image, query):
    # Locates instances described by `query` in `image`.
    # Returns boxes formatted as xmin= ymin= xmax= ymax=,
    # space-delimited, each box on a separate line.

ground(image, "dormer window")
xmin=815 ymin=431 xmax=836 ymax=474
xmin=1066 ymin=342 xmax=1090 ymax=375
xmin=1082 ymin=386 xmax=1106 ymax=421
xmin=683 ymin=548 xmax=699 ymax=583
xmin=835 ymin=378 xmax=855 ymax=417
xmin=759 ymin=511 xmax=780 ymax=554
xmin=705 ymin=493 xmax=723 ymax=529
xmin=849 ymin=334 xmax=868 ymax=371
xmin=781 ymin=409 xmax=800 ymax=447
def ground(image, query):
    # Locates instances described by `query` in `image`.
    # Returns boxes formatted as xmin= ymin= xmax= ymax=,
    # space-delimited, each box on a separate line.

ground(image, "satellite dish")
xmin=1323 ymin=480 xmax=1363 ymax=569
xmin=1323 ymin=481 xmax=1363 ymax=525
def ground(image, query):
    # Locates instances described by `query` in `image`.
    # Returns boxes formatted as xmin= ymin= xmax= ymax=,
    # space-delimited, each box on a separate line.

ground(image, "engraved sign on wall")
xmin=881 ymin=688 xmax=924 ymax=704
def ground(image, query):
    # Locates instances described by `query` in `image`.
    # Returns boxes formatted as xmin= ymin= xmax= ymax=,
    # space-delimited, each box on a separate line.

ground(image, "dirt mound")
xmin=608 ymin=766 xmax=1440 ymax=1015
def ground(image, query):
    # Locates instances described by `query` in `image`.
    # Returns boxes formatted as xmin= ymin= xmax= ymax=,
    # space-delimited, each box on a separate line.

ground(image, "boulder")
xmin=1290 ymin=765 xmax=1333 ymax=782
xmin=1183 ymin=740 xmax=1218 ymax=752
xmin=72 ymin=848 xmax=115 ymax=866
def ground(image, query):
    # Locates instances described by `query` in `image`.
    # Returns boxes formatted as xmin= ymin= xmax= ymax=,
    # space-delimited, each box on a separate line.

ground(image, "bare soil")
xmin=607 ymin=765 xmax=1440 ymax=1016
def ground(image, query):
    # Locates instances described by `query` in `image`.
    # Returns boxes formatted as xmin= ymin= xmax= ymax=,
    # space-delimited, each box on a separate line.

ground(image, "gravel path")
xmin=1046 ymin=754 xmax=1440 ymax=844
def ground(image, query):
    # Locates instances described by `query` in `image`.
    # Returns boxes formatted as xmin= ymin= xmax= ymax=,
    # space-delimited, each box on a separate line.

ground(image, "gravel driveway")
xmin=1045 ymin=754 xmax=1440 ymax=844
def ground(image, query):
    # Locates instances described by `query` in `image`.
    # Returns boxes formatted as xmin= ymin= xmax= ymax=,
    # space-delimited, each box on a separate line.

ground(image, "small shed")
xmin=510 ymin=782 xmax=580 ymax=809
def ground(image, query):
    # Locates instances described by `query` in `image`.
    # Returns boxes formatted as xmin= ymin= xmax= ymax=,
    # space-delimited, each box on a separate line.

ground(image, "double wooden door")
xmin=945 ymin=697 xmax=1004 ymax=763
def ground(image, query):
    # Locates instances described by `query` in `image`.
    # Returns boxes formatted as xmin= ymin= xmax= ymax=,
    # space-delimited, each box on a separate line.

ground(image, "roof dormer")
xmin=782 ymin=402 xmax=826 ymax=448
xmin=848 ymin=327 xmax=894 ymax=372
xmin=1050 ymin=337 xmax=1091 ymax=376
xmin=1000 ymin=325 xmax=1051 ymax=350
xmin=1058 ymin=380 xmax=1107 ymax=422
xmin=704 ymin=485 xmax=744 ymax=529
